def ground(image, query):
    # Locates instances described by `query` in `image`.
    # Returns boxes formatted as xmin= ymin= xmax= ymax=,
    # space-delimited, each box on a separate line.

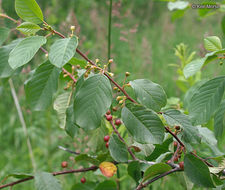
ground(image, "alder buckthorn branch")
xmin=0 ymin=166 xmax=98 ymax=189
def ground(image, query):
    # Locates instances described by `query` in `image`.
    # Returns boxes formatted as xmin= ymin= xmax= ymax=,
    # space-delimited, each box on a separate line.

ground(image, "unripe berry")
xmin=108 ymin=59 xmax=113 ymax=63
xmin=105 ymin=142 xmax=109 ymax=148
xmin=106 ymin=115 xmax=112 ymax=121
xmin=70 ymin=25 xmax=75 ymax=30
xmin=61 ymin=161 xmax=68 ymax=168
xmin=104 ymin=135 xmax=110 ymax=142
xmin=115 ymin=119 xmax=122 ymax=126
xmin=125 ymin=72 xmax=130 ymax=77
xmin=179 ymin=161 xmax=184 ymax=170
xmin=80 ymin=177 xmax=86 ymax=184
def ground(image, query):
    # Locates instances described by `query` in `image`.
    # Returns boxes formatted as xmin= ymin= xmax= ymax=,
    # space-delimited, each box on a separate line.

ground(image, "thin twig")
xmin=9 ymin=79 xmax=37 ymax=171
xmin=164 ymin=127 xmax=185 ymax=147
xmin=136 ymin=168 xmax=181 ymax=190
xmin=0 ymin=13 xmax=18 ymax=23
xmin=109 ymin=118 xmax=137 ymax=160
xmin=39 ymin=47 xmax=77 ymax=83
xmin=58 ymin=146 xmax=80 ymax=155
xmin=0 ymin=166 xmax=98 ymax=189
xmin=190 ymin=152 xmax=213 ymax=167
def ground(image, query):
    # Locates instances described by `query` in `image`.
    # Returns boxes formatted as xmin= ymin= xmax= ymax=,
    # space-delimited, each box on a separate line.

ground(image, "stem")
xmin=109 ymin=119 xmax=137 ymax=160
xmin=165 ymin=126 xmax=185 ymax=147
xmin=190 ymin=152 xmax=213 ymax=167
xmin=107 ymin=0 xmax=113 ymax=71
xmin=8 ymin=79 xmax=37 ymax=171
xmin=0 ymin=14 xmax=18 ymax=23
xmin=136 ymin=168 xmax=181 ymax=190
xmin=0 ymin=166 xmax=98 ymax=189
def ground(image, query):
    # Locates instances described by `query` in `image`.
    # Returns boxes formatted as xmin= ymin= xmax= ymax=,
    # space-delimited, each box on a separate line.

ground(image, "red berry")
xmin=104 ymin=135 xmax=110 ymax=142
xmin=106 ymin=110 xmax=111 ymax=115
xmin=115 ymin=119 xmax=122 ymax=126
xmin=173 ymin=141 xmax=178 ymax=147
xmin=174 ymin=157 xmax=179 ymax=162
xmin=61 ymin=161 xmax=68 ymax=168
xmin=179 ymin=161 xmax=184 ymax=170
xmin=105 ymin=142 xmax=109 ymax=148
xmin=80 ymin=177 xmax=86 ymax=184
xmin=106 ymin=115 xmax=112 ymax=121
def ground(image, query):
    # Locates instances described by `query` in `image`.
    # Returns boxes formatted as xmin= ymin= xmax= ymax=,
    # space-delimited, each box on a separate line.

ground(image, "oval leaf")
xmin=143 ymin=163 xmax=172 ymax=182
xmin=0 ymin=27 xmax=10 ymax=45
xmin=73 ymin=74 xmax=112 ymax=130
xmin=25 ymin=60 xmax=61 ymax=111
xmin=9 ymin=36 xmax=47 ymax=69
xmin=99 ymin=162 xmax=117 ymax=178
xmin=204 ymin=36 xmax=222 ymax=52
xmin=184 ymin=153 xmax=215 ymax=188
xmin=214 ymin=100 xmax=225 ymax=139
xmin=17 ymin=22 xmax=41 ymax=35
xmin=127 ymin=161 xmax=141 ymax=183
xmin=49 ymin=36 xmax=78 ymax=68
xmin=130 ymin=79 xmax=167 ymax=112
xmin=122 ymin=103 xmax=165 ymax=144
xmin=109 ymin=134 xmax=128 ymax=162
xmin=188 ymin=76 xmax=225 ymax=125
xmin=34 ymin=172 xmax=62 ymax=190
xmin=15 ymin=0 xmax=43 ymax=24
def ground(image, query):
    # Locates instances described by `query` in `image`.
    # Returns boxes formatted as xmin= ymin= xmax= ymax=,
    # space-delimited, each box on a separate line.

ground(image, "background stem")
xmin=8 ymin=79 xmax=37 ymax=171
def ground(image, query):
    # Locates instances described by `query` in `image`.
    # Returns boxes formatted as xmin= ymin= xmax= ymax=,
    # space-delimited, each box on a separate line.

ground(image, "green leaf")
xmin=197 ymin=126 xmax=222 ymax=155
xmin=0 ymin=39 xmax=24 ymax=78
xmin=184 ymin=154 xmax=215 ymax=188
xmin=163 ymin=109 xmax=200 ymax=146
xmin=53 ymin=92 xmax=70 ymax=129
xmin=6 ymin=172 xmax=32 ymax=179
xmin=65 ymin=105 xmax=79 ymax=138
xmin=69 ymin=57 xmax=86 ymax=68
xmin=95 ymin=180 xmax=117 ymax=190
xmin=130 ymin=79 xmax=167 ymax=112
xmin=109 ymin=134 xmax=128 ymax=162
xmin=209 ymin=158 xmax=225 ymax=174
xmin=146 ymin=138 xmax=173 ymax=161
xmin=183 ymin=80 xmax=208 ymax=108
xmin=214 ymin=100 xmax=225 ymax=139
xmin=34 ymin=172 xmax=62 ymax=190
xmin=183 ymin=58 xmax=206 ymax=79
xmin=168 ymin=1 xmax=189 ymax=11
xmin=204 ymin=36 xmax=222 ymax=52
xmin=75 ymin=154 xmax=100 ymax=165
xmin=9 ymin=36 xmax=47 ymax=69
xmin=15 ymin=0 xmax=43 ymax=24
xmin=0 ymin=27 xmax=10 ymax=45
xmin=188 ymin=76 xmax=225 ymax=125
xmin=17 ymin=22 xmax=41 ymax=35
xmin=127 ymin=161 xmax=141 ymax=183
xmin=73 ymin=74 xmax=112 ymax=130
xmin=25 ymin=60 xmax=61 ymax=111
xmin=122 ymin=103 xmax=165 ymax=144
xmin=87 ymin=120 xmax=108 ymax=152
xmin=143 ymin=163 xmax=172 ymax=182
xmin=49 ymin=36 xmax=78 ymax=68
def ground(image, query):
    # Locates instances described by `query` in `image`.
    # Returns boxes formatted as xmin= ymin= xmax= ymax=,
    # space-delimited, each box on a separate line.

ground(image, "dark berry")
xmin=104 ymin=135 xmax=110 ymax=142
xmin=175 ymin=126 xmax=180 ymax=130
xmin=80 ymin=177 xmax=86 ymax=184
xmin=174 ymin=157 xmax=179 ymax=162
xmin=106 ymin=110 xmax=111 ymax=115
xmin=115 ymin=119 xmax=122 ymax=126
xmin=61 ymin=161 xmax=68 ymax=168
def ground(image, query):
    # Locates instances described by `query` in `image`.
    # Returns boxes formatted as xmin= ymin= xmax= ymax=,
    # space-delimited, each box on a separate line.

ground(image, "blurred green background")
xmin=0 ymin=0 xmax=224 ymax=189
